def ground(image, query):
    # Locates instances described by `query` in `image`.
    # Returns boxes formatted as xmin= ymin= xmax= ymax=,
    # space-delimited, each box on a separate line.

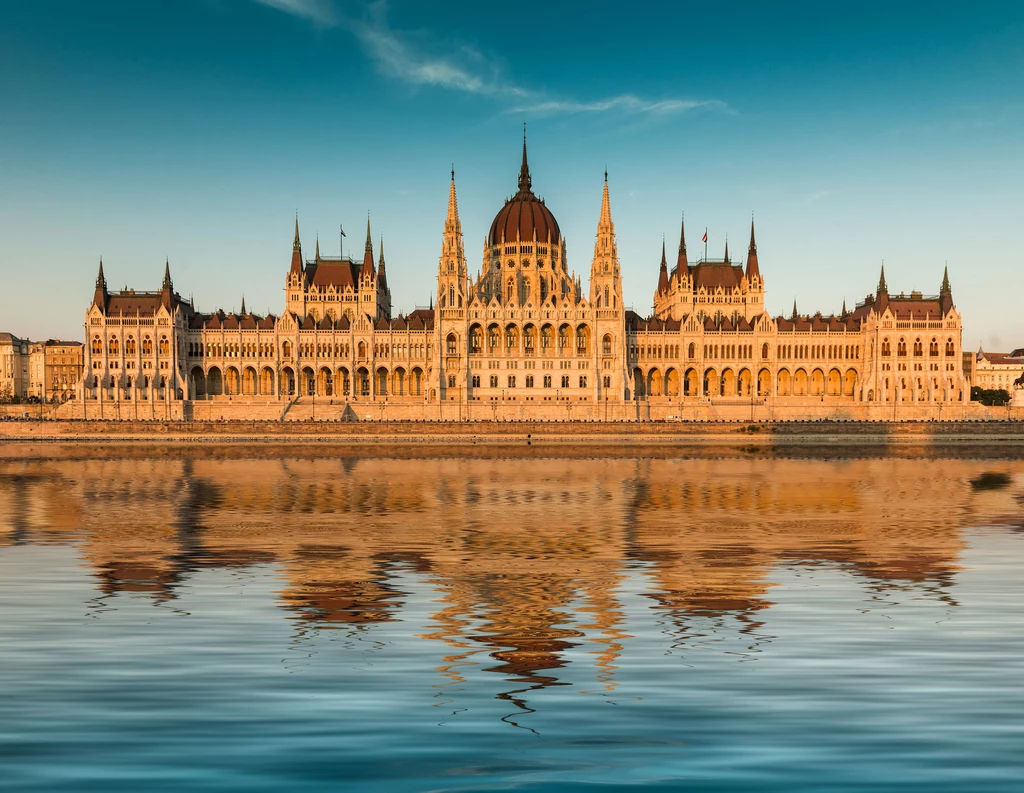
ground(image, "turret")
xmin=377 ymin=236 xmax=388 ymax=291
xmin=290 ymin=214 xmax=303 ymax=275
xmin=675 ymin=214 xmax=688 ymax=282
xmin=93 ymin=257 xmax=108 ymax=310
xmin=362 ymin=216 xmax=375 ymax=278
xmin=657 ymin=239 xmax=669 ymax=295
xmin=876 ymin=262 xmax=889 ymax=313
xmin=939 ymin=265 xmax=953 ymax=315
xmin=745 ymin=218 xmax=760 ymax=280
xmin=161 ymin=258 xmax=174 ymax=309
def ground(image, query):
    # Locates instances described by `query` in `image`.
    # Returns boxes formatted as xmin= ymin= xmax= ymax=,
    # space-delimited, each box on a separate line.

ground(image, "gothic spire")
xmin=675 ymin=214 xmax=688 ymax=276
xmin=240 ymin=295 xmax=246 ymax=315
xmin=939 ymin=264 xmax=953 ymax=314
xmin=724 ymin=238 xmax=730 ymax=263
xmin=877 ymin=262 xmax=888 ymax=294
xmin=290 ymin=214 xmax=303 ymax=275
xmin=599 ymin=170 xmax=613 ymax=229
xmin=517 ymin=123 xmax=532 ymax=193
xmin=362 ymin=215 xmax=375 ymax=277
xmin=745 ymin=217 xmax=760 ymax=280
xmin=96 ymin=257 xmax=106 ymax=289
xmin=842 ymin=297 xmax=848 ymax=315
xmin=315 ymin=234 xmax=320 ymax=261
xmin=446 ymin=168 xmax=462 ymax=234
xmin=162 ymin=257 xmax=172 ymax=291
xmin=791 ymin=299 xmax=798 ymax=321
xmin=377 ymin=235 xmax=388 ymax=290
xmin=657 ymin=239 xmax=669 ymax=295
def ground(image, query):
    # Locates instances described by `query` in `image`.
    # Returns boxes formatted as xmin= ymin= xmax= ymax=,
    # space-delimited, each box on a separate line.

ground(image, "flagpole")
xmin=704 ymin=228 xmax=708 ymax=262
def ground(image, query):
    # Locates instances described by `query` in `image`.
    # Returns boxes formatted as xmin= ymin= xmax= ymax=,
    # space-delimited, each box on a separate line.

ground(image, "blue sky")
xmin=1 ymin=0 xmax=1022 ymax=349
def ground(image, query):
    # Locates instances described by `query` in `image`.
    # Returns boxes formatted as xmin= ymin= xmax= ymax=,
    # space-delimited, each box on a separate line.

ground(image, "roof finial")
xmin=518 ymin=123 xmax=532 ymax=193
xmin=604 ymin=166 xmax=608 ymax=183
xmin=940 ymin=263 xmax=951 ymax=295
xmin=724 ymin=235 xmax=729 ymax=262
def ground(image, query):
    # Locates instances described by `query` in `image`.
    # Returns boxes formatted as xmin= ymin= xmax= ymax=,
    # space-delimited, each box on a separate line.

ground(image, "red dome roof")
xmin=488 ymin=135 xmax=561 ymax=247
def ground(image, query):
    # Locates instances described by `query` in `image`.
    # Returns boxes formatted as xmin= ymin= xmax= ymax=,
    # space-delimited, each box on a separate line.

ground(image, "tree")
xmin=971 ymin=386 xmax=1010 ymax=406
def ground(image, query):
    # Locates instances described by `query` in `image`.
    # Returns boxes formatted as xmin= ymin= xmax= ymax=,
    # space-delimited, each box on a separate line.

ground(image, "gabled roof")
xmin=689 ymin=262 xmax=744 ymax=291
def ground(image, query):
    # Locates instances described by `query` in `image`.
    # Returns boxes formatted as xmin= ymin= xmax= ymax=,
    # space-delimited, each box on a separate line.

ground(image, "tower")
xmin=589 ymin=171 xmax=626 ymax=401
xmin=436 ymin=169 xmax=468 ymax=402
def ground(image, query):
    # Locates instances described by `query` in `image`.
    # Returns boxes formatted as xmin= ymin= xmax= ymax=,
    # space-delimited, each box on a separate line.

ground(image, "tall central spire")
xmin=518 ymin=123 xmax=532 ymax=193
xmin=446 ymin=168 xmax=461 ymax=234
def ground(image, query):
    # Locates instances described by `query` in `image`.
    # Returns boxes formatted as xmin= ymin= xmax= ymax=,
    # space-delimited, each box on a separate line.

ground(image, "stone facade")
xmin=0 ymin=333 xmax=30 ymax=402
xmin=971 ymin=348 xmax=1024 ymax=392
xmin=73 ymin=136 xmax=974 ymax=421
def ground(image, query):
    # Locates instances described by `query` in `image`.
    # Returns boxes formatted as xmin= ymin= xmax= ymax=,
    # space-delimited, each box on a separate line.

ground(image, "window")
xmin=488 ymin=327 xmax=500 ymax=352
xmin=579 ymin=375 xmax=588 ymax=388
xmin=448 ymin=374 xmax=456 ymax=388
xmin=490 ymin=375 xmax=498 ymax=387
xmin=559 ymin=326 xmax=570 ymax=350
xmin=472 ymin=375 xmax=480 ymax=388
xmin=602 ymin=334 xmax=613 ymax=355
xmin=507 ymin=375 xmax=516 ymax=388
xmin=125 ymin=336 xmax=136 ymax=355
xmin=91 ymin=337 xmax=102 ymax=355
xmin=143 ymin=337 xmax=153 ymax=356
xmin=543 ymin=375 xmax=552 ymax=388
xmin=470 ymin=327 xmax=482 ymax=353
xmin=525 ymin=375 xmax=534 ymax=388
xmin=897 ymin=339 xmax=907 ymax=356
xmin=447 ymin=333 xmax=458 ymax=355
xmin=561 ymin=375 xmax=570 ymax=388
xmin=603 ymin=375 xmax=611 ymax=388
xmin=507 ymin=278 xmax=515 ymax=302
xmin=159 ymin=336 xmax=169 ymax=356
xmin=108 ymin=338 xmax=119 ymax=355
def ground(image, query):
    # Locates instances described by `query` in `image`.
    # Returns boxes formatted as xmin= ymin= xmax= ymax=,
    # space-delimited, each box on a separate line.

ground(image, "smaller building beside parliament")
xmin=71 ymin=135 xmax=988 ymax=421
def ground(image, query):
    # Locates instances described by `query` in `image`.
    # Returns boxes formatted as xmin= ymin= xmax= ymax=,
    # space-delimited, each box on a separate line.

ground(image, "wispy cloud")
xmin=248 ymin=0 xmax=726 ymax=117
xmin=510 ymin=96 xmax=729 ymax=117
xmin=252 ymin=0 xmax=337 ymax=26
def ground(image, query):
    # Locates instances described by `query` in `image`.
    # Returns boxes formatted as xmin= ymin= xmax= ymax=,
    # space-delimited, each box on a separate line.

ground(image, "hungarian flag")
xmin=702 ymin=230 xmax=708 ymax=243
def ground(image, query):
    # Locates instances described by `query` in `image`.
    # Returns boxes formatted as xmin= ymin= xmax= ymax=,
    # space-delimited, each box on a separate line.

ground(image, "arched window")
xmin=142 ymin=336 xmax=153 ymax=356
xmin=488 ymin=326 xmax=500 ymax=352
xmin=91 ymin=336 xmax=102 ymax=355
xmin=929 ymin=338 xmax=939 ymax=356
xmin=688 ymin=343 xmax=696 ymax=360
xmin=446 ymin=333 xmax=458 ymax=355
xmin=761 ymin=342 xmax=769 ymax=359
xmin=470 ymin=326 xmax=482 ymax=353
xmin=159 ymin=336 xmax=169 ymax=356
xmin=507 ymin=277 xmax=515 ymax=302
xmin=125 ymin=336 xmax=136 ymax=355
xmin=108 ymin=337 xmax=119 ymax=355
xmin=913 ymin=338 xmax=923 ymax=356
xmin=602 ymin=334 xmax=613 ymax=355
xmin=558 ymin=326 xmax=570 ymax=350
xmin=358 ymin=341 xmax=366 ymax=358
xmin=881 ymin=339 xmax=891 ymax=356
xmin=897 ymin=338 xmax=907 ymax=356
xmin=282 ymin=341 xmax=292 ymax=357
xmin=449 ymin=285 xmax=455 ymax=307
xmin=945 ymin=338 xmax=955 ymax=356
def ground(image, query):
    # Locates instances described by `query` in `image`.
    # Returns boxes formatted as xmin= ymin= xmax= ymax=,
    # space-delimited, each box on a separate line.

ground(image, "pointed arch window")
xmin=507 ymin=278 xmax=515 ymax=303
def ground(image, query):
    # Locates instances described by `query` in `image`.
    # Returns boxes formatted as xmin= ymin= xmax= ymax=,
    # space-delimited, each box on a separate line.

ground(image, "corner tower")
xmin=590 ymin=171 xmax=626 ymax=401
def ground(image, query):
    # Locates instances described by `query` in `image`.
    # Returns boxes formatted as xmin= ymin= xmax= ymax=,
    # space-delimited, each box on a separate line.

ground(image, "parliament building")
xmin=74 ymin=135 xmax=970 ymax=421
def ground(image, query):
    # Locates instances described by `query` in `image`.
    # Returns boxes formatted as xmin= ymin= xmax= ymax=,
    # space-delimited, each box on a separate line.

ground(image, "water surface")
xmin=2 ymin=449 xmax=1023 ymax=791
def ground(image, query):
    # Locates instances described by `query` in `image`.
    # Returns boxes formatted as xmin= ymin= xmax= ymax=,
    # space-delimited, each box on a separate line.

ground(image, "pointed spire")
xmin=362 ymin=215 xmax=375 ymax=277
xmin=162 ymin=257 xmax=172 ymax=291
xmin=842 ymin=298 xmax=848 ymax=315
xmin=517 ymin=123 xmax=532 ymax=193
xmin=599 ymin=170 xmax=613 ymax=228
xmin=724 ymin=237 xmax=729 ymax=263
xmin=675 ymin=214 xmax=688 ymax=275
xmin=745 ymin=217 xmax=760 ymax=279
xmin=315 ymin=234 xmax=320 ymax=261
xmin=657 ymin=239 xmax=669 ymax=294
xmin=792 ymin=299 xmax=798 ymax=321
xmin=240 ymin=295 xmax=246 ymax=315
xmin=939 ymin=263 xmax=953 ymax=314
xmin=95 ymin=257 xmax=106 ymax=289
xmin=446 ymin=168 xmax=462 ymax=234
xmin=877 ymin=262 xmax=888 ymax=293
xmin=290 ymin=215 xmax=303 ymax=274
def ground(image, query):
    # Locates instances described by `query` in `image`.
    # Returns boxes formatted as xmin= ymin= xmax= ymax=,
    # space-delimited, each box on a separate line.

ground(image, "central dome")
xmin=488 ymin=135 xmax=561 ymax=247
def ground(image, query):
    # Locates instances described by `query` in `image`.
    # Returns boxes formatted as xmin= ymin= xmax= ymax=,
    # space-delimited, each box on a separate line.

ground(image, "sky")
xmin=1 ymin=0 xmax=1022 ymax=350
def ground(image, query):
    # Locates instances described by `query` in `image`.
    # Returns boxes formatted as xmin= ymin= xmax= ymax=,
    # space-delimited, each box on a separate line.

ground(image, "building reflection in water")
xmin=1 ymin=449 xmax=1021 ymax=715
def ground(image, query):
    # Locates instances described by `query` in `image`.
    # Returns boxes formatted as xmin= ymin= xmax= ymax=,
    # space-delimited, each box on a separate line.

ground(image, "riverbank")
xmin=2 ymin=419 xmax=1024 ymax=449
